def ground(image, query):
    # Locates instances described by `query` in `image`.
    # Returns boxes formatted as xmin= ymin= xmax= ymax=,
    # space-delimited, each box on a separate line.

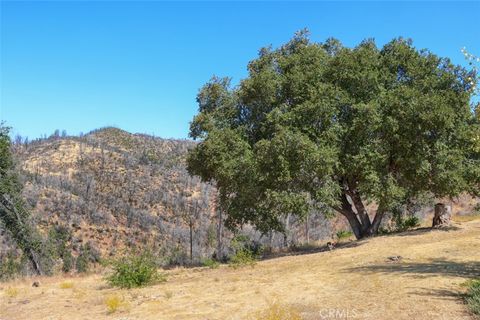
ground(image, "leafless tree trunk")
xmin=216 ymin=209 xmax=223 ymax=259
xmin=305 ymin=214 xmax=310 ymax=243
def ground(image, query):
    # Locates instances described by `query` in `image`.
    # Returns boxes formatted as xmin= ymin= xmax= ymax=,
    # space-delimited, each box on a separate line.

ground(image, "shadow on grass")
xmin=261 ymin=240 xmax=367 ymax=261
xmin=346 ymin=259 xmax=480 ymax=279
xmin=381 ymin=225 xmax=462 ymax=238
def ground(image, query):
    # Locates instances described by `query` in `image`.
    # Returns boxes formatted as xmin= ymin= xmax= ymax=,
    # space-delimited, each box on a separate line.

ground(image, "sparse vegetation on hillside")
xmin=3 ymin=126 xmax=344 ymax=278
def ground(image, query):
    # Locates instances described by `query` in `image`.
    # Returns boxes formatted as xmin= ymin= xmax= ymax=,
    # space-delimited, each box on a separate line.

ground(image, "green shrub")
xmin=336 ymin=230 xmax=353 ymax=240
xmin=0 ymin=253 xmax=22 ymax=281
xmin=62 ymin=251 xmax=74 ymax=273
xmin=106 ymin=251 xmax=165 ymax=289
xmin=396 ymin=215 xmax=420 ymax=231
xmin=202 ymin=258 xmax=220 ymax=269
xmin=229 ymin=248 xmax=257 ymax=269
xmin=76 ymin=250 xmax=89 ymax=273
xmin=466 ymin=279 xmax=480 ymax=316
xmin=228 ymin=235 xmax=261 ymax=269
xmin=473 ymin=203 xmax=480 ymax=215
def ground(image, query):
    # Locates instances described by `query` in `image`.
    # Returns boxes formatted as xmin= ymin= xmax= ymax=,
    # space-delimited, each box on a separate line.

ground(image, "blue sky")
xmin=1 ymin=1 xmax=479 ymax=140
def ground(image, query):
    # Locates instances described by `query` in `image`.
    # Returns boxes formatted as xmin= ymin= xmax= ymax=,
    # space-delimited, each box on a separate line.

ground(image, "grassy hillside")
xmin=1 ymin=217 xmax=479 ymax=319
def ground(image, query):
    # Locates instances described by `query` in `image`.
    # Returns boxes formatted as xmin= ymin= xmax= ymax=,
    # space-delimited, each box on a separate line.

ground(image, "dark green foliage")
xmin=201 ymin=258 xmax=220 ymax=269
xmin=47 ymin=225 xmax=72 ymax=258
xmin=75 ymin=250 xmax=89 ymax=273
xmin=466 ymin=279 xmax=480 ymax=316
xmin=62 ymin=251 xmax=74 ymax=273
xmin=0 ymin=252 xmax=22 ymax=281
xmin=229 ymin=235 xmax=263 ymax=268
xmin=106 ymin=251 xmax=165 ymax=289
xmin=75 ymin=242 xmax=101 ymax=273
xmin=187 ymin=31 xmax=479 ymax=239
xmin=394 ymin=215 xmax=420 ymax=231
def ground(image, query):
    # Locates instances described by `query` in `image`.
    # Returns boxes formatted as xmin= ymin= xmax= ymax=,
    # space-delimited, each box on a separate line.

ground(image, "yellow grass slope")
xmin=1 ymin=218 xmax=479 ymax=320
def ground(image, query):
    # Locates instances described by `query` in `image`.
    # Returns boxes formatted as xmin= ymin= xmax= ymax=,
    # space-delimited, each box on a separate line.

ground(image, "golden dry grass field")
xmin=1 ymin=217 xmax=479 ymax=320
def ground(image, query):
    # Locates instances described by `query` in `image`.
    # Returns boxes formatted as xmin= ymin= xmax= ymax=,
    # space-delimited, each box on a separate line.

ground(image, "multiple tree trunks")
xmin=432 ymin=203 xmax=452 ymax=228
xmin=336 ymin=190 xmax=383 ymax=240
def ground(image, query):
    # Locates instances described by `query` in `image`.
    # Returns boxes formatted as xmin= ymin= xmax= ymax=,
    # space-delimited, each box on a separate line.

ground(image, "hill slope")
xmin=2 ymin=127 xmax=338 ymax=270
xmin=1 ymin=218 xmax=479 ymax=319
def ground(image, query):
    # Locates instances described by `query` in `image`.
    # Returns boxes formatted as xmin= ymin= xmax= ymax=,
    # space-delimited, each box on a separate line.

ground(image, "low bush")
xmin=0 ymin=253 xmax=22 ymax=281
xmin=229 ymin=249 xmax=257 ymax=269
xmin=62 ymin=251 xmax=74 ymax=273
xmin=229 ymin=235 xmax=262 ymax=269
xmin=202 ymin=258 xmax=220 ymax=269
xmin=106 ymin=251 xmax=165 ymax=289
xmin=400 ymin=216 xmax=420 ymax=230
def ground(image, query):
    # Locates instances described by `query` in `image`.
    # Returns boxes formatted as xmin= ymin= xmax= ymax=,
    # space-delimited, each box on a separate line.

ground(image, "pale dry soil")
xmin=1 ymin=218 xmax=480 ymax=320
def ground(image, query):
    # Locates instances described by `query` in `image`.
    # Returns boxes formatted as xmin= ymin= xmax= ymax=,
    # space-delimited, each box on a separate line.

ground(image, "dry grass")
xmin=453 ymin=214 xmax=480 ymax=223
xmin=1 ymin=219 xmax=479 ymax=320
xmin=104 ymin=294 xmax=125 ymax=314
xmin=250 ymin=302 xmax=302 ymax=320
xmin=3 ymin=287 xmax=19 ymax=298
xmin=59 ymin=281 xmax=74 ymax=289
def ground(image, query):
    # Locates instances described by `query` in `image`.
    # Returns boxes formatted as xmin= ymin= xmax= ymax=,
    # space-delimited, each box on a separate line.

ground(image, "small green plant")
xmin=466 ymin=279 xmax=480 ymax=316
xmin=202 ymin=258 xmax=220 ymax=269
xmin=106 ymin=251 xmax=166 ymax=289
xmin=336 ymin=230 xmax=353 ymax=240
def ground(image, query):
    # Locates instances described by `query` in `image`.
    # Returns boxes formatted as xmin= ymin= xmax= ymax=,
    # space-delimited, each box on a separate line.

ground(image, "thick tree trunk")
xmin=348 ymin=185 xmax=372 ymax=234
xmin=432 ymin=203 xmax=451 ymax=228
xmin=335 ymin=190 xmax=385 ymax=240
xmin=337 ymin=192 xmax=364 ymax=240
xmin=367 ymin=207 xmax=385 ymax=236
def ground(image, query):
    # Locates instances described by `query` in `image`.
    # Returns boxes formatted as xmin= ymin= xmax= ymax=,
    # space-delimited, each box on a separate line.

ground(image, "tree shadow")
xmin=346 ymin=258 xmax=480 ymax=280
xmin=411 ymin=287 xmax=466 ymax=300
xmin=379 ymin=226 xmax=462 ymax=237
xmin=382 ymin=225 xmax=462 ymax=238
xmin=261 ymin=240 xmax=367 ymax=261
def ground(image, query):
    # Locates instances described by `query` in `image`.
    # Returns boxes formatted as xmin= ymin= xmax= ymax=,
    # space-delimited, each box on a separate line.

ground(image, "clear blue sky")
xmin=1 ymin=1 xmax=479 ymax=140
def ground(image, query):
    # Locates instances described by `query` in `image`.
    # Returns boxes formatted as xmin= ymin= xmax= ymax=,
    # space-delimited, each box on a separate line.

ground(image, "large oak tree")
xmin=187 ymin=31 xmax=479 ymax=239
